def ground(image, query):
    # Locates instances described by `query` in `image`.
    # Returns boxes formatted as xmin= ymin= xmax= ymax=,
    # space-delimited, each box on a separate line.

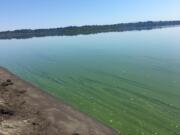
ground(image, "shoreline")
xmin=0 ymin=20 xmax=180 ymax=40
xmin=0 ymin=66 xmax=118 ymax=135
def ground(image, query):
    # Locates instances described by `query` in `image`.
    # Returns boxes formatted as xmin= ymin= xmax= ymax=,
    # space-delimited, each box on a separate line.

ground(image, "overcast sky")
xmin=0 ymin=0 xmax=180 ymax=31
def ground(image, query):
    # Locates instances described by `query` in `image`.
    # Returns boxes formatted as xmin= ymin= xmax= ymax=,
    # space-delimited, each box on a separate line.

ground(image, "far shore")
xmin=0 ymin=20 xmax=180 ymax=40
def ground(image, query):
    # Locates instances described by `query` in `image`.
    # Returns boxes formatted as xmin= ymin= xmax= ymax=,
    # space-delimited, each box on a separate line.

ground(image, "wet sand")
xmin=0 ymin=67 xmax=118 ymax=135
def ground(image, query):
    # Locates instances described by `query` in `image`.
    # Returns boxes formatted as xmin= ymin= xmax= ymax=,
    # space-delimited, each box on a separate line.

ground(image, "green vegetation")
xmin=0 ymin=20 xmax=180 ymax=39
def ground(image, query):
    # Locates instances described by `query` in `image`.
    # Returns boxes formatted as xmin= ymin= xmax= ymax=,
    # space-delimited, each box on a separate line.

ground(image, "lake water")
xmin=0 ymin=27 xmax=180 ymax=135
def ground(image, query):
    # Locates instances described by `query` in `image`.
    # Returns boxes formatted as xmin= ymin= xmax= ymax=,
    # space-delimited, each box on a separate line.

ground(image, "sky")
xmin=0 ymin=0 xmax=180 ymax=31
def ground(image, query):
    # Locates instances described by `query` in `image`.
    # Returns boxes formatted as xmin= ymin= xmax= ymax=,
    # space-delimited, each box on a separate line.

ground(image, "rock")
xmin=1 ymin=80 xmax=13 ymax=87
xmin=18 ymin=90 xmax=27 ymax=94
xmin=0 ymin=108 xmax=15 ymax=116
xmin=6 ymin=79 xmax=12 ymax=83
xmin=72 ymin=133 xmax=80 ymax=135
xmin=32 ymin=122 xmax=39 ymax=126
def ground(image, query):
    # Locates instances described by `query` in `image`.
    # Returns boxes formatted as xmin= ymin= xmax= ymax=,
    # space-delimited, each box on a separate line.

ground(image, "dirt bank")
xmin=0 ymin=67 xmax=118 ymax=135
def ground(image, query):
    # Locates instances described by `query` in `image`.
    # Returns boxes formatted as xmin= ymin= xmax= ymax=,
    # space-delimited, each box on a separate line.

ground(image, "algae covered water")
xmin=0 ymin=27 xmax=180 ymax=135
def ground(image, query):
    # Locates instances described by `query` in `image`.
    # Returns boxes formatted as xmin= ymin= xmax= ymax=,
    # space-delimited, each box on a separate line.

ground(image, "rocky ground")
xmin=0 ymin=67 xmax=118 ymax=135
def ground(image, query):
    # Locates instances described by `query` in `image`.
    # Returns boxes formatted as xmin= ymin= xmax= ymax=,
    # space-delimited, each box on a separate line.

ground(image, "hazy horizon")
xmin=1 ymin=0 xmax=180 ymax=31
xmin=0 ymin=20 xmax=180 ymax=32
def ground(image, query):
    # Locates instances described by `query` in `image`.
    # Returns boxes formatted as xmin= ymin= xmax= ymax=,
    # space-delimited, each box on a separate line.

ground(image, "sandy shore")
xmin=0 ymin=67 xmax=118 ymax=135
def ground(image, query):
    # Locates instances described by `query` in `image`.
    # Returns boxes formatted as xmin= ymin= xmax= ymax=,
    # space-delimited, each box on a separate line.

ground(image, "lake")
xmin=0 ymin=27 xmax=180 ymax=135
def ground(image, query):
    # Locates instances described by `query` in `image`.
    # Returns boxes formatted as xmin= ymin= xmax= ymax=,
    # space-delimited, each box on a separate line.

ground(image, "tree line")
xmin=0 ymin=20 xmax=180 ymax=39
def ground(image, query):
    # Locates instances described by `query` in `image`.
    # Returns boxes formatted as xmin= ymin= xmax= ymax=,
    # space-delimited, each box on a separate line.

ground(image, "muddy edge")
xmin=0 ymin=67 xmax=119 ymax=135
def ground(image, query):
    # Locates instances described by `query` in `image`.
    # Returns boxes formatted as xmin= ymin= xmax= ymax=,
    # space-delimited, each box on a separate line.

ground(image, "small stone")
xmin=1 ymin=81 xmax=13 ymax=87
xmin=6 ymin=79 xmax=12 ymax=82
xmin=32 ymin=122 xmax=38 ymax=126
xmin=18 ymin=90 xmax=27 ymax=94
xmin=72 ymin=133 xmax=80 ymax=135
xmin=0 ymin=108 xmax=15 ymax=116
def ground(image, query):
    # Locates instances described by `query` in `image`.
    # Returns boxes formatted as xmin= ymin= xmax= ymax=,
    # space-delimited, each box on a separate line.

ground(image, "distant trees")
xmin=0 ymin=20 xmax=180 ymax=39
